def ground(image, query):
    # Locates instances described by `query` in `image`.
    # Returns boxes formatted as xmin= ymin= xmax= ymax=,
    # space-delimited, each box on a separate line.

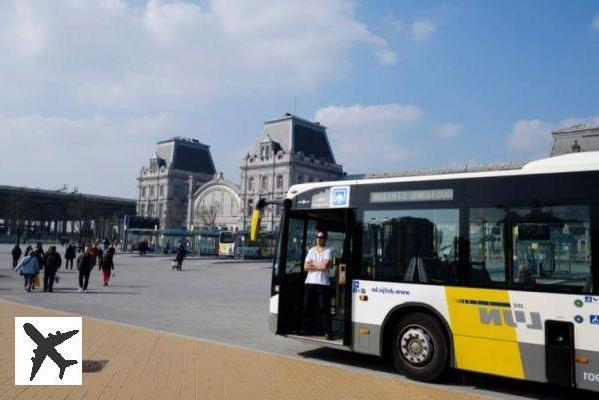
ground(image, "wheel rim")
xmin=398 ymin=325 xmax=434 ymax=366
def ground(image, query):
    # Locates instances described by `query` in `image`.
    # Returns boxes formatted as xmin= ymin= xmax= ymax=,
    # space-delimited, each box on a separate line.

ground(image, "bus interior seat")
xmin=404 ymin=257 xmax=431 ymax=283
xmin=404 ymin=258 xmax=418 ymax=282
xmin=469 ymin=262 xmax=492 ymax=287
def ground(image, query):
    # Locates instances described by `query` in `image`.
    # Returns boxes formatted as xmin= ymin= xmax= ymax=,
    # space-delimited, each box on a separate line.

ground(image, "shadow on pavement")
xmin=213 ymin=260 xmax=272 ymax=264
xmin=45 ymin=290 xmax=139 ymax=295
xmin=106 ymin=284 xmax=151 ymax=289
xmin=298 ymin=347 xmax=597 ymax=400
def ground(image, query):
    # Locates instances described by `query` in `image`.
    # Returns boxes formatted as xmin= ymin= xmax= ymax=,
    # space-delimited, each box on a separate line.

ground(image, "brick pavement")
xmin=0 ymin=300 xmax=484 ymax=400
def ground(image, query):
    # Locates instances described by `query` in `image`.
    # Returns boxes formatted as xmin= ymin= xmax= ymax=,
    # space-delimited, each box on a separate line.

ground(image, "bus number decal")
xmin=584 ymin=372 xmax=599 ymax=383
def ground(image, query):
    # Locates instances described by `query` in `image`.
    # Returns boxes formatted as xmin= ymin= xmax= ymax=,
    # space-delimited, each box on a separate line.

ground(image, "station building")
xmin=137 ymin=137 xmax=216 ymax=229
xmin=239 ymin=113 xmax=343 ymax=232
xmin=170 ymin=113 xmax=344 ymax=233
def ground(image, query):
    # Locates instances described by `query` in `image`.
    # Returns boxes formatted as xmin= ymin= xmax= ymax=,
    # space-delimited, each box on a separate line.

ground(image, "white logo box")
xmin=15 ymin=317 xmax=82 ymax=385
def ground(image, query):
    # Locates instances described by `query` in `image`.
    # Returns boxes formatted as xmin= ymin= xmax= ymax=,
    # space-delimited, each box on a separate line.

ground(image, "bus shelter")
xmin=124 ymin=227 xmax=220 ymax=256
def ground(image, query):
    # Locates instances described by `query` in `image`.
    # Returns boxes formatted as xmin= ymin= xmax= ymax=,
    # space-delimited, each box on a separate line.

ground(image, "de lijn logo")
xmin=15 ymin=317 xmax=82 ymax=385
xmin=330 ymin=186 xmax=350 ymax=208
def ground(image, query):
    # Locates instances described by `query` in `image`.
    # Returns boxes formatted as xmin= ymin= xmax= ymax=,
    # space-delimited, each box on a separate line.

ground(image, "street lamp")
xmin=241 ymin=235 xmax=245 ymax=260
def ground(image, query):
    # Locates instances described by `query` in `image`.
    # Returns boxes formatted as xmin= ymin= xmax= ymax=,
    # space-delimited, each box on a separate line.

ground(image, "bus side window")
xmin=511 ymin=205 xmax=592 ymax=293
xmin=468 ymin=208 xmax=508 ymax=288
xmin=361 ymin=209 xmax=459 ymax=284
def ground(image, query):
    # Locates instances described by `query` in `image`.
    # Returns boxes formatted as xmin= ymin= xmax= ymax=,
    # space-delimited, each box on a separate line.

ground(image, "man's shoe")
xmin=78 ymin=287 xmax=83 ymax=292
xmin=84 ymin=289 xmax=88 ymax=293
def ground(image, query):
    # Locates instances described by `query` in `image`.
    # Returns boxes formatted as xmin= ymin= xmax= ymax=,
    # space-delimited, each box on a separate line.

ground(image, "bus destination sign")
xmin=370 ymin=189 xmax=453 ymax=203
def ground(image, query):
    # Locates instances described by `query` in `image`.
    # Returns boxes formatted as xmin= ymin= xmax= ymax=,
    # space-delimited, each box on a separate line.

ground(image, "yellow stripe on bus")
xmin=445 ymin=287 xmax=524 ymax=379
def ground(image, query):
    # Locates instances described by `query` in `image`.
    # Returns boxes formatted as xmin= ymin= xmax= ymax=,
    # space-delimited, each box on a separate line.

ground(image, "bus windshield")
xmin=219 ymin=232 xmax=235 ymax=243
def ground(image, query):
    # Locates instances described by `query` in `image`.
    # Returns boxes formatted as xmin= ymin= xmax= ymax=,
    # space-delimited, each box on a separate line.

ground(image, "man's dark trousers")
xmin=302 ymin=284 xmax=331 ymax=335
xmin=78 ymin=268 xmax=91 ymax=290
xmin=43 ymin=268 xmax=57 ymax=291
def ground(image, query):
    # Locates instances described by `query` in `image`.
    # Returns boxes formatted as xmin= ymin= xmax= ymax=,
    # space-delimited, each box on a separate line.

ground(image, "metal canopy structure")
xmin=0 ymin=185 xmax=136 ymax=243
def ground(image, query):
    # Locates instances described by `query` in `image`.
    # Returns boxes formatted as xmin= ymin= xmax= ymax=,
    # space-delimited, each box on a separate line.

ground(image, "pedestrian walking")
xmin=35 ymin=242 xmax=45 ymax=258
xmin=11 ymin=244 xmax=22 ymax=269
xmin=64 ymin=243 xmax=76 ymax=270
xmin=15 ymin=250 xmax=41 ymax=292
xmin=42 ymin=246 xmax=62 ymax=292
xmin=32 ymin=247 xmax=44 ymax=290
xmin=99 ymin=246 xmax=115 ymax=286
xmin=90 ymin=244 xmax=100 ymax=270
xmin=77 ymin=246 xmax=93 ymax=293
xmin=175 ymin=244 xmax=186 ymax=271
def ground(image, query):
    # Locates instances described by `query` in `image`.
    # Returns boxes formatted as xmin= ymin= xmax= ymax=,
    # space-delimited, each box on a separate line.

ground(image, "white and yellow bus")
xmin=218 ymin=231 xmax=236 ymax=257
xmin=253 ymin=151 xmax=599 ymax=392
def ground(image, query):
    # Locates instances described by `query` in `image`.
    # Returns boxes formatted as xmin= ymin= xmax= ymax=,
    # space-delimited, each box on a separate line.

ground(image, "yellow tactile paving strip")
xmin=0 ymin=300 xmax=483 ymax=400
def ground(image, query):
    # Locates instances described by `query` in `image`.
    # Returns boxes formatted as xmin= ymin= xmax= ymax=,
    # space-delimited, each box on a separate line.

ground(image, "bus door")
xmin=274 ymin=209 xmax=354 ymax=343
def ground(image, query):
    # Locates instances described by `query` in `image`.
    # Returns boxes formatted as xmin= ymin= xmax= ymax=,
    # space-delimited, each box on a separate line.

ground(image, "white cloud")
xmin=0 ymin=114 xmax=172 ymax=197
xmin=314 ymin=103 xmax=423 ymax=173
xmin=0 ymin=0 xmax=397 ymax=109
xmin=411 ymin=20 xmax=436 ymax=43
xmin=507 ymin=119 xmax=553 ymax=151
xmin=507 ymin=114 xmax=599 ymax=153
xmin=593 ymin=14 xmax=599 ymax=29
xmin=437 ymin=122 xmax=462 ymax=138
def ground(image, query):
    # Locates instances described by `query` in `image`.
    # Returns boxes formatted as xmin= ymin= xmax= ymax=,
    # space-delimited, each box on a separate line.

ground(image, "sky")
xmin=0 ymin=0 xmax=598 ymax=199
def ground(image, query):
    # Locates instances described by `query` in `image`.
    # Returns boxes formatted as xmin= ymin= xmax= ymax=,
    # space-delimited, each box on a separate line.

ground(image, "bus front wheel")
xmin=391 ymin=312 xmax=448 ymax=382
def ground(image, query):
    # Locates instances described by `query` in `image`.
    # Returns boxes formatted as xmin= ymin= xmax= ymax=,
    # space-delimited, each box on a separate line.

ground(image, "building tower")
xmin=137 ymin=137 xmax=216 ymax=229
xmin=240 ymin=113 xmax=343 ymax=232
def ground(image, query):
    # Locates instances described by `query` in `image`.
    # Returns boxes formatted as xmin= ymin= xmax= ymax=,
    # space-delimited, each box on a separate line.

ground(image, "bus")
xmin=252 ymin=151 xmax=599 ymax=392
xmin=218 ymin=231 xmax=236 ymax=257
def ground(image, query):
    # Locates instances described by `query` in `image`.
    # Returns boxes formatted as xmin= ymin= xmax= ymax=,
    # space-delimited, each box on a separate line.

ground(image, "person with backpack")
xmin=11 ymin=244 xmax=22 ymax=269
xmin=15 ymin=250 xmax=41 ymax=292
xmin=99 ymin=246 xmax=115 ymax=286
xmin=42 ymin=246 xmax=62 ymax=292
xmin=64 ymin=243 xmax=76 ymax=270
xmin=77 ymin=246 xmax=93 ymax=293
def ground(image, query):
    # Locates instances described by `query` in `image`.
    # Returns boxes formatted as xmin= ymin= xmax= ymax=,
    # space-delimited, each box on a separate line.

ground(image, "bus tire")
xmin=391 ymin=312 xmax=448 ymax=382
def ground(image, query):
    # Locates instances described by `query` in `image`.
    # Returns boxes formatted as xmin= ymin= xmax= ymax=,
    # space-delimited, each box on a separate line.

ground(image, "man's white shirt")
xmin=304 ymin=246 xmax=332 ymax=286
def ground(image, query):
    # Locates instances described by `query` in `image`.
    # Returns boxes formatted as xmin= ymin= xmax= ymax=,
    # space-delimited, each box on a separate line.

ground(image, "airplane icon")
xmin=23 ymin=323 xmax=79 ymax=381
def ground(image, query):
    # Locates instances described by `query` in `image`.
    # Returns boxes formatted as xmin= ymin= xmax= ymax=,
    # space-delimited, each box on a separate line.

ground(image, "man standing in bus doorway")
xmin=302 ymin=229 xmax=333 ymax=339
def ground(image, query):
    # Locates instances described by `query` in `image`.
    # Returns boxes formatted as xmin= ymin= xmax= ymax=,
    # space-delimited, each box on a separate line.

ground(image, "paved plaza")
xmin=0 ymin=245 xmax=595 ymax=399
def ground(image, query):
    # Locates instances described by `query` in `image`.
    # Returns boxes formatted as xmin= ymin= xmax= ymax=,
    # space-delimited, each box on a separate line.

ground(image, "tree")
xmin=197 ymin=203 xmax=221 ymax=229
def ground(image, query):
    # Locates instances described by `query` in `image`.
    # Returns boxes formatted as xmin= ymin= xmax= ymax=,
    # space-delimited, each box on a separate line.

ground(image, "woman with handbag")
xmin=15 ymin=250 xmax=41 ymax=292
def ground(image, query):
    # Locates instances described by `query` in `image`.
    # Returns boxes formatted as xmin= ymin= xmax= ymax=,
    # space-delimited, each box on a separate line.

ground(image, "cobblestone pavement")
xmin=0 ymin=244 xmax=595 ymax=399
xmin=0 ymin=300 xmax=485 ymax=400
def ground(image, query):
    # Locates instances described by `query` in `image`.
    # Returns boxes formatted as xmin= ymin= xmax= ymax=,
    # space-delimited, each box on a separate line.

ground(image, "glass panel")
xmin=361 ymin=209 xmax=459 ymax=284
xmin=511 ymin=205 xmax=591 ymax=293
xmin=469 ymin=208 xmax=507 ymax=287
xmin=286 ymin=218 xmax=305 ymax=274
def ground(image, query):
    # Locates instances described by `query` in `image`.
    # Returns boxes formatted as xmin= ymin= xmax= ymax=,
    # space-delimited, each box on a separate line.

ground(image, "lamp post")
xmin=243 ymin=153 xmax=249 ymax=232
xmin=241 ymin=234 xmax=245 ymax=260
